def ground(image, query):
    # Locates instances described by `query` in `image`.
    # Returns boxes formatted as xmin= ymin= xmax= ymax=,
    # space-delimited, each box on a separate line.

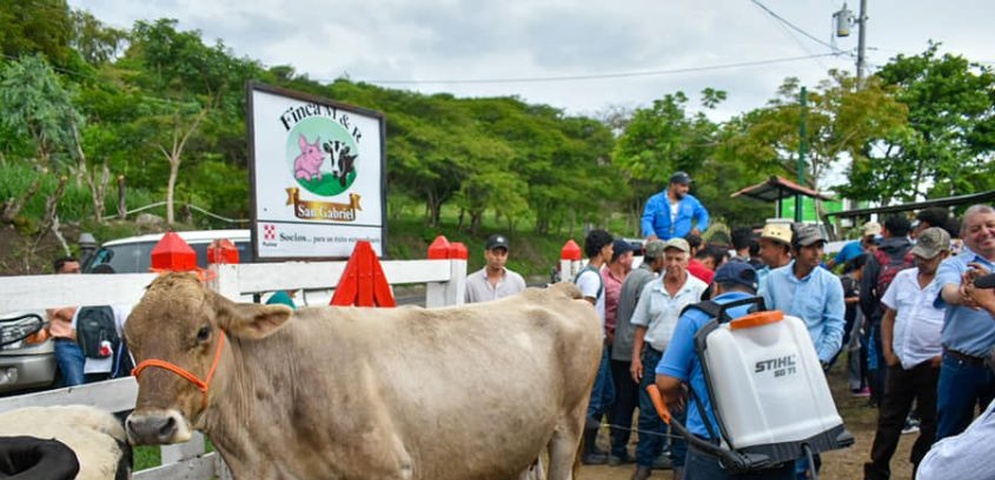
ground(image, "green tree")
xmin=0 ymin=55 xmax=82 ymax=223
xmin=843 ymin=44 xmax=995 ymax=203
xmin=0 ymin=0 xmax=74 ymax=66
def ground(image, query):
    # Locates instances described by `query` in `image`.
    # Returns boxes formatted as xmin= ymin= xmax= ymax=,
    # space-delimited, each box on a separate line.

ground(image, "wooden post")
xmin=117 ymin=175 xmax=127 ymax=220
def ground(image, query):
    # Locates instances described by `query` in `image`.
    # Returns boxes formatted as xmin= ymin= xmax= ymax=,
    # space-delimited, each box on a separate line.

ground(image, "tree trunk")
xmin=36 ymin=175 xmax=68 ymax=237
xmin=117 ymin=175 xmax=127 ymax=220
xmin=157 ymin=108 xmax=209 ymax=226
xmin=86 ymin=162 xmax=110 ymax=223
xmin=1 ymin=175 xmax=44 ymax=224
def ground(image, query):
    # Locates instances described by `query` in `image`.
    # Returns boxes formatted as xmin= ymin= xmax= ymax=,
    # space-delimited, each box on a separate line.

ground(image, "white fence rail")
xmin=0 ymin=256 xmax=467 ymax=479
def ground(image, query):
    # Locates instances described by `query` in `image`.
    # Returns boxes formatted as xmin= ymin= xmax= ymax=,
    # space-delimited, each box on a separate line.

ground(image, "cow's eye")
xmin=196 ymin=326 xmax=211 ymax=342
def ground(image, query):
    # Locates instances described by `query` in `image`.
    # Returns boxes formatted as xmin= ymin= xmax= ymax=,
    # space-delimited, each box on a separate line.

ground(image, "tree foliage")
xmin=842 ymin=43 xmax=995 ymax=203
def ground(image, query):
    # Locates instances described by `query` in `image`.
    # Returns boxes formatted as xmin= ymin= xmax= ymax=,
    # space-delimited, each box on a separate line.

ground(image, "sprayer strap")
xmin=687 ymin=384 xmax=721 ymax=443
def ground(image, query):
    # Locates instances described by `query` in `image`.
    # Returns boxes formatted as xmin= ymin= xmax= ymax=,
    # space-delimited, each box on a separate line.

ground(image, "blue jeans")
xmin=53 ymin=339 xmax=85 ymax=387
xmin=936 ymin=352 xmax=995 ymax=441
xmin=685 ymin=444 xmax=794 ymax=480
xmin=636 ymin=347 xmax=687 ymax=467
xmin=588 ymin=344 xmax=615 ymax=424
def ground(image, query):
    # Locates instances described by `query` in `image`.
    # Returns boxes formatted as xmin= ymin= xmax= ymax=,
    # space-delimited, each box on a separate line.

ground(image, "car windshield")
xmin=85 ymin=240 xmax=254 ymax=274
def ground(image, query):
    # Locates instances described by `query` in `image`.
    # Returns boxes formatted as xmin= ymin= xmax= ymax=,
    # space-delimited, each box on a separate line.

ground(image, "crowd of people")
xmin=469 ymin=170 xmax=995 ymax=480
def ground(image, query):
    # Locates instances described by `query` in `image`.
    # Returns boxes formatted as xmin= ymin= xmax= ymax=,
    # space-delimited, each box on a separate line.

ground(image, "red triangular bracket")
xmin=330 ymin=241 xmax=396 ymax=307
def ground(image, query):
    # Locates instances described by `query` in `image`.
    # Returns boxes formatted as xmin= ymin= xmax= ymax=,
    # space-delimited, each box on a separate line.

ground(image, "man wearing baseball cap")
xmin=761 ymin=224 xmax=845 ymax=479
xmin=464 ymin=234 xmax=527 ymax=303
xmin=865 ymin=227 xmax=950 ymax=480
xmin=827 ymin=221 xmax=881 ymax=269
xmin=640 ymin=171 xmax=710 ymax=241
xmin=656 ymin=262 xmax=795 ymax=479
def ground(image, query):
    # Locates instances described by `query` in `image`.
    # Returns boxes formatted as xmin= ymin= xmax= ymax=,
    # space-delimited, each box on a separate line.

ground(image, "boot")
xmin=631 ymin=465 xmax=652 ymax=480
xmin=581 ymin=427 xmax=608 ymax=465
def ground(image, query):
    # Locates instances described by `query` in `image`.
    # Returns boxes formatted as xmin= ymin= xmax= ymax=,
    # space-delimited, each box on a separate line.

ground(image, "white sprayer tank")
xmin=699 ymin=309 xmax=846 ymax=457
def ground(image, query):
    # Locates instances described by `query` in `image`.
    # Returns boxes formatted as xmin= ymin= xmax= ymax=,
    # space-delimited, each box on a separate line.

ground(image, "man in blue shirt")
xmin=760 ymin=224 xmax=844 ymax=480
xmin=641 ymin=171 xmax=710 ymax=241
xmin=761 ymin=225 xmax=846 ymax=365
xmin=933 ymin=204 xmax=995 ymax=441
xmin=656 ymin=261 xmax=794 ymax=479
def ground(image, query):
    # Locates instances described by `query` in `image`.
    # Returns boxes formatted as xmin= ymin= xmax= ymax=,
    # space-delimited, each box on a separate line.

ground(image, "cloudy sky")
xmin=67 ymin=0 xmax=994 ymax=121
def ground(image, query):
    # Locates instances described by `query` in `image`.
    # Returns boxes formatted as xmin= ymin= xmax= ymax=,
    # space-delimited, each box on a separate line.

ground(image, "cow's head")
xmin=124 ymin=273 xmax=293 ymax=445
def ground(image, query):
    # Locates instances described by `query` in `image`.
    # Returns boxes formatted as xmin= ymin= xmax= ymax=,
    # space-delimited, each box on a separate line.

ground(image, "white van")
xmin=82 ymin=230 xmax=334 ymax=306
xmin=83 ymin=229 xmax=252 ymax=274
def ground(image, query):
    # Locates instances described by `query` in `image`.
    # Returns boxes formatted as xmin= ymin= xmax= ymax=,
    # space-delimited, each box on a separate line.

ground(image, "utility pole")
xmin=796 ymin=86 xmax=807 ymax=223
xmin=856 ymin=0 xmax=868 ymax=83
xmin=835 ymin=1 xmax=868 ymax=84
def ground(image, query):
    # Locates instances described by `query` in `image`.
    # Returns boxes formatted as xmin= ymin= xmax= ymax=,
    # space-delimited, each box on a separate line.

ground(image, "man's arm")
xmin=817 ymin=277 xmax=846 ymax=364
xmin=692 ymin=197 xmax=709 ymax=234
xmin=968 ymin=287 xmax=995 ymax=317
xmin=641 ymin=194 xmax=660 ymax=239
xmin=937 ymin=258 xmax=972 ymax=307
xmin=880 ymin=307 xmax=899 ymax=367
xmin=859 ymin=256 xmax=880 ymax=319
xmin=631 ymin=326 xmax=647 ymax=383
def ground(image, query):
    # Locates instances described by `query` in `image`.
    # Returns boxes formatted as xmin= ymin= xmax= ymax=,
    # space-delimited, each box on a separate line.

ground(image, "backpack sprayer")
xmin=647 ymin=297 xmax=854 ymax=475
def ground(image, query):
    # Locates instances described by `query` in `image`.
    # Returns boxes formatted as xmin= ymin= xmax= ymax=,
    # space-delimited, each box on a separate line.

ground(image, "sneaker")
xmin=851 ymin=387 xmax=871 ymax=397
xmin=902 ymin=417 xmax=921 ymax=435
xmin=652 ymin=453 xmax=673 ymax=470
xmin=582 ymin=451 xmax=609 ymax=465
xmin=609 ymin=452 xmax=636 ymax=466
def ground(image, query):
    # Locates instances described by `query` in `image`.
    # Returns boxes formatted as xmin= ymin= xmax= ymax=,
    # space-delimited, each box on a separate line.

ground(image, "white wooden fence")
xmin=0 ymin=255 xmax=467 ymax=479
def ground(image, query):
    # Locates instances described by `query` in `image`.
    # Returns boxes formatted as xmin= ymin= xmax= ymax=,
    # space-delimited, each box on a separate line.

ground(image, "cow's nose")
xmin=126 ymin=411 xmax=182 ymax=445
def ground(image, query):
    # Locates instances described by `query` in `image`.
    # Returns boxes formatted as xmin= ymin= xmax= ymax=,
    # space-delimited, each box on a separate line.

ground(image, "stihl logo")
xmin=755 ymin=355 xmax=798 ymax=378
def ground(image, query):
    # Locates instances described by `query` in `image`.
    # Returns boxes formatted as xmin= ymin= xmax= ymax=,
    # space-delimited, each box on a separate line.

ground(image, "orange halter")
xmin=132 ymin=331 xmax=226 ymax=410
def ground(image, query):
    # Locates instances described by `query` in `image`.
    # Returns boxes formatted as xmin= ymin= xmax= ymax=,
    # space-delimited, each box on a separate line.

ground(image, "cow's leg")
xmin=546 ymin=407 xmax=585 ymax=480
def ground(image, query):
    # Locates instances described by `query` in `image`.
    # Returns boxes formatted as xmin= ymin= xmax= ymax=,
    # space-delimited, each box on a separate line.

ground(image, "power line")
xmin=358 ymin=53 xmax=843 ymax=86
xmin=750 ymin=0 xmax=844 ymax=54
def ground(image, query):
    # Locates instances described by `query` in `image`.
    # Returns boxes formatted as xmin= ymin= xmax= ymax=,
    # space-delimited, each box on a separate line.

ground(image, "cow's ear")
xmin=222 ymin=304 xmax=293 ymax=340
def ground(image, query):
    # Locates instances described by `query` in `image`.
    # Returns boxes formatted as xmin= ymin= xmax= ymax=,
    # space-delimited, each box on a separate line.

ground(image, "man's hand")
xmin=647 ymin=234 xmax=659 ymax=242
xmin=631 ymin=357 xmax=644 ymax=383
xmin=930 ymin=355 xmax=942 ymax=368
xmin=690 ymin=228 xmax=701 ymax=236
xmin=884 ymin=350 xmax=900 ymax=368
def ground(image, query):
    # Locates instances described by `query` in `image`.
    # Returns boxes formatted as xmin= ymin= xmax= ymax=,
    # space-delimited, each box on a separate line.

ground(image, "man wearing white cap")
xmin=828 ymin=221 xmax=882 ymax=270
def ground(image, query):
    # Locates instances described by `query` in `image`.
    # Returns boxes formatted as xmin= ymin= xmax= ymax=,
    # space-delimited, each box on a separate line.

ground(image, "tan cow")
xmin=124 ymin=273 xmax=602 ymax=480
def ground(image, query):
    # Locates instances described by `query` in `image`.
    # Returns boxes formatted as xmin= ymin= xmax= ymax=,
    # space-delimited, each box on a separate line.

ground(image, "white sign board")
xmin=247 ymin=83 xmax=387 ymax=260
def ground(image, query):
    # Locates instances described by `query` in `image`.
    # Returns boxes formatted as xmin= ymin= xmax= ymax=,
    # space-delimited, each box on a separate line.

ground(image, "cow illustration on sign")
xmin=322 ymin=140 xmax=357 ymax=188
xmin=293 ymin=134 xmax=325 ymax=181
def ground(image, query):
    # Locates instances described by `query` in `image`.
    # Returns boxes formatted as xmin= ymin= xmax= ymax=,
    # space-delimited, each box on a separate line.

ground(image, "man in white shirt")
xmin=629 ymin=237 xmax=708 ymax=480
xmin=464 ymin=234 xmax=527 ymax=303
xmin=864 ymin=227 xmax=951 ymax=480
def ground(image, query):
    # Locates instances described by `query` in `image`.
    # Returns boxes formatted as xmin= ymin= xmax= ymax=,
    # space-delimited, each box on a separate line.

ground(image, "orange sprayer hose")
xmin=646 ymin=384 xmax=672 ymax=425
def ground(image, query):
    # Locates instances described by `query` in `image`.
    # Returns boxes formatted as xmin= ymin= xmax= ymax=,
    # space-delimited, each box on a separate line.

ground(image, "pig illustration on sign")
xmin=293 ymin=134 xmax=325 ymax=181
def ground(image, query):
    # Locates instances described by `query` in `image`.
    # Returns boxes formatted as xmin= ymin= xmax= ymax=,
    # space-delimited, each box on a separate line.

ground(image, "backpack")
xmin=76 ymin=306 xmax=120 ymax=359
xmin=872 ymin=248 xmax=914 ymax=300
xmin=573 ymin=265 xmax=604 ymax=301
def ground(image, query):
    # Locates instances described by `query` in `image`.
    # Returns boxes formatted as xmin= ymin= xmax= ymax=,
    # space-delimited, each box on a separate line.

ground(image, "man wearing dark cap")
xmin=656 ymin=262 xmax=794 ymax=479
xmin=641 ymin=171 xmax=710 ymax=241
xmin=464 ymin=234 xmax=527 ymax=303
xmin=864 ymin=227 xmax=950 ymax=480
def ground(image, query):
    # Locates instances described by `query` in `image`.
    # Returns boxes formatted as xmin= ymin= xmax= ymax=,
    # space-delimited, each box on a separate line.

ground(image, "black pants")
xmin=864 ymin=361 xmax=940 ymax=480
xmin=608 ymin=359 xmax=639 ymax=458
